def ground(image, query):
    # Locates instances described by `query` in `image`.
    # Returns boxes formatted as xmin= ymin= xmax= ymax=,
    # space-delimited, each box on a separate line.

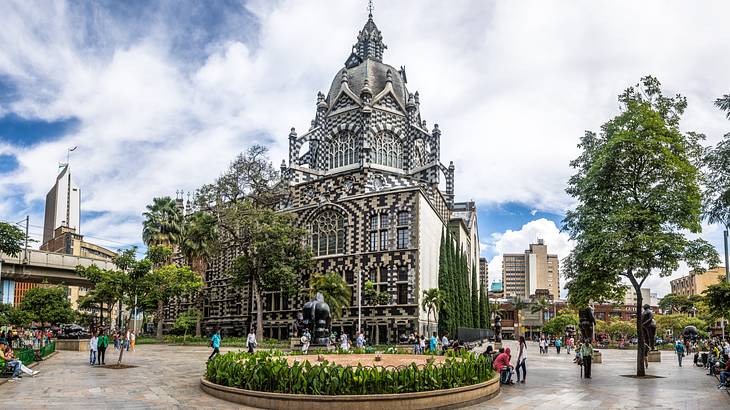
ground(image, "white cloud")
xmin=0 ymin=0 xmax=729 ymax=258
xmin=486 ymin=218 xmax=574 ymax=297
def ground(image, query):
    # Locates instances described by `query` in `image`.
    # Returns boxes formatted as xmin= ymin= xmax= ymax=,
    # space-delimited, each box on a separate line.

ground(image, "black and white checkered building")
xmin=193 ymin=12 xmax=480 ymax=343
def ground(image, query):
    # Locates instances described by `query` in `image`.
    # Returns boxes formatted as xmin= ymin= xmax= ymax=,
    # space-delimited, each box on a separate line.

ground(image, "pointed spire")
xmin=353 ymin=5 xmax=387 ymax=62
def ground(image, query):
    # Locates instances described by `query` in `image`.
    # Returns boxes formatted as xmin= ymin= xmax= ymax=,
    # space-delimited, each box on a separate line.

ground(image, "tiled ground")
xmin=469 ymin=340 xmax=730 ymax=410
xmin=1 ymin=342 xmax=728 ymax=409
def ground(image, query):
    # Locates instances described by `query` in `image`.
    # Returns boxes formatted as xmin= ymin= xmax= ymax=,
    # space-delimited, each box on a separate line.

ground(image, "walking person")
xmin=247 ymin=329 xmax=257 ymax=353
xmin=580 ymin=339 xmax=594 ymax=379
xmin=555 ymin=337 xmax=562 ymax=354
xmin=125 ymin=329 xmax=130 ymax=352
xmin=566 ymin=336 xmax=574 ymax=355
xmin=429 ymin=332 xmax=438 ymax=353
xmin=516 ymin=336 xmax=527 ymax=383
xmin=129 ymin=330 xmax=136 ymax=352
xmin=97 ymin=330 xmax=109 ymax=365
xmin=419 ymin=335 xmax=426 ymax=354
xmin=208 ymin=329 xmax=221 ymax=361
xmin=89 ymin=332 xmax=98 ymax=366
xmin=675 ymin=339 xmax=685 ymax=367
xmin=301 ymin=330 xmax=311 ymax=354
xmin=113 ymin=331 xmax=120 ymax=351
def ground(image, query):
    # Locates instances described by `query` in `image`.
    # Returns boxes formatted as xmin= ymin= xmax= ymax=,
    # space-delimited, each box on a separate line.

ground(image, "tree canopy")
xmin=561 ymin=76 xmax=720 ymax=376
xmin=304 ymin=272 xmax=352 ymax=320
xmin=18 ymin=286 xmax=75 ymax=325
xmin=542 ymin=312 xmax=578 ymax=337
xmin=0 ymin=222 xmax=25 ymax=256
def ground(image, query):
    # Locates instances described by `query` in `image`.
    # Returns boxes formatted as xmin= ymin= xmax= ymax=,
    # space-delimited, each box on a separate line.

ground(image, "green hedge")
xmin=205 ymin=350 xmax=495 ymax=395
xmin=136 ymin=335 xmax=286 ymax=348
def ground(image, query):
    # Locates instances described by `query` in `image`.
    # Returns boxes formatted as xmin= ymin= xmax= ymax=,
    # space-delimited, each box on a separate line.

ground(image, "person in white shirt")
xmin=441 ymin=333 xmax=450 ymax=352
xmin=89 ymin=333 xmax=98 ymax=366
xmin=340 ymin=333 xmax=350 ymax=351
xmin=247 ymin=330 xmax=257 ymax=353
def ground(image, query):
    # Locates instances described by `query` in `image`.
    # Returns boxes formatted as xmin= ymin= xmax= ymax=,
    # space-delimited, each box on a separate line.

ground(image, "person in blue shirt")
xmin=675 ymin=340 xmax=685 ymax=367
xmin=429 ymin=332 xmax=438 ymax=353
xmin=208 ymin=329 xmax=221 ymax=361
xmin=555 ymin=337 xmax=562 ymax=354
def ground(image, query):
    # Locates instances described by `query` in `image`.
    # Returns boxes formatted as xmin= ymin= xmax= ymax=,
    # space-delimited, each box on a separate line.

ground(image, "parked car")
xmin=58 ymin=324 xmax=90 ymax=339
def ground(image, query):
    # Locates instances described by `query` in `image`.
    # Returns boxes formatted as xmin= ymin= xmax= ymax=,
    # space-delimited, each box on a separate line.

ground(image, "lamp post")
xmin=0 ymin=258 xmax=4 ymax=303
xmin=357 ymin=269 xmax=362 ymax=334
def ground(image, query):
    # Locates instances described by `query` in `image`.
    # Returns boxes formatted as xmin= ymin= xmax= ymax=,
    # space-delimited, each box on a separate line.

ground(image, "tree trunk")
xmin=255 ymin=282 xmax=264 ymax=341
xmin=99 ymin=302 xmax=104 ymax=329
xmin=426 ymin=308 xmax=431 ymax=336
xmin=156 ymin=299 xmax=164 ymax=339
xmin=634 ymin=284 xmax=646 ymax=377
xmin=194 ymin=257 xmax=206 ymax=338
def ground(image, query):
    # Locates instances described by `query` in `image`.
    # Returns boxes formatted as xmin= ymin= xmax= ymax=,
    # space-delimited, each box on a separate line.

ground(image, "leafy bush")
xmin=206 ymin=350 xmax=495 ymax=395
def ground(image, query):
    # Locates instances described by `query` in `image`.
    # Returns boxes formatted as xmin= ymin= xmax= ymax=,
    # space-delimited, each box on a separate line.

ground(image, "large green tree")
xmin=542 ymin=312 xmax=579 ymax=337
xmin=146 ymin=264 xmax=203 ymax=338
xmin=437 ymin=230 xmax=452 ymax=335
xmin=703 ymin=280 xmax=730 ymax=320
xmin=228 ymin=205 xmax=312 ymax=338
xmin=702 ymin=94 xmax=730 ymax=273
xmin=471 ymin=263 xmax=479 ymax=328
xmin=304 ymin=272 xmax=352 ymax=320
xmin=0 ymin=222 xmax=25 ymax=256
xmin=658 ymin=293 xmax=691 ymax=314
xmin=563 ymin=76 xmax=720 ymax=376
xmin=19 ymin=286 xmax=75 ymax=325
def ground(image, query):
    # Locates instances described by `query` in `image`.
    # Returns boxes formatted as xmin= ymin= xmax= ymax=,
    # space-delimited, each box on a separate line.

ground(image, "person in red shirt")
xmin=493 ymin=347 xmax=514 ymax=384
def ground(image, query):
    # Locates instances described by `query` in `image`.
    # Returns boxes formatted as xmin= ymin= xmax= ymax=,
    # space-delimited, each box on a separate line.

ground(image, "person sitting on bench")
xmin=493 ymin=347 xmax=514 ymax=385
xmin=1 ymin=339 xmax=39 ymax=381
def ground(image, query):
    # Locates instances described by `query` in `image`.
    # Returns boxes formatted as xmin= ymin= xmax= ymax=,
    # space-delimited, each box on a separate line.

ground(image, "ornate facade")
xmin=188 ymin=11 xmax=481 ymax=343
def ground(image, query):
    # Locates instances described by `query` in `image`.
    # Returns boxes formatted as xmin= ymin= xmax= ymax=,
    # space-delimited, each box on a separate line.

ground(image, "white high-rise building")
xmin=42 ymin=164 xmax=80 ymax=244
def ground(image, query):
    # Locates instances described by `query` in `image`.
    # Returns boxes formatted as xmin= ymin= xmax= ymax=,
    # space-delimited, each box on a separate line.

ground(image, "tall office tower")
xmin=42 ymin=164 xmax=80 ymax=245
xmin=502 ymin=239 xmax=560 ymax=300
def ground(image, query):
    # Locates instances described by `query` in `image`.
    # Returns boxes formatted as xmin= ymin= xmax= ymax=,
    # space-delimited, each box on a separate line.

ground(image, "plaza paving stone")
xmin=0 ymin=341 xmax=728 ymax=409
xmin=468 ymin=340 xmax=730 ymax=410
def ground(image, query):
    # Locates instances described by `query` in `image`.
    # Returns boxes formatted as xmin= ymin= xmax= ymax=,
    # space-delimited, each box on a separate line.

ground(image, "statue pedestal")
xmin=290 ymin=337 xmax=300 ymax=350
xmin=493 ymin=342 xmax=502 ymax=351
xmin=648 ymin=350 xmax=661 ymax=362
xmin=592 ymin=350 xmax=602 ymax=364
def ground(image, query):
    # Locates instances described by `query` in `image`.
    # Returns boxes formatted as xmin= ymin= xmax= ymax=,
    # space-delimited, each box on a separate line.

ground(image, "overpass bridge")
xmin=0 ymin=249 xmax=116 ymax=288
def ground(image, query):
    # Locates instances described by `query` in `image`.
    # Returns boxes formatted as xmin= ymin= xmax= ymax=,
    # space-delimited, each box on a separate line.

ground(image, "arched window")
xmin=311 ymin=210 xmax=345 ymax=256
xmin=329 ymin=131 xmax=359 ymax=170
xmin=372 ymin=131 xmax=403 ymax=169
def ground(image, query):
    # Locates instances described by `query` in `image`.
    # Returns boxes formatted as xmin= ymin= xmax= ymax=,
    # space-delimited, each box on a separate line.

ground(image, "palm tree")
xmin=530 ymin=297 xmax=550 ymax=339
xmin=180 ymin=211 xmax=218 ymax=337
xmin=142 ymin=197 xmax=183 ymax=248
xmin=304 ymin=272 xmax=352 ymax=320
xmin=421 ymin=288 xmax=445 ymax=335
xmin=510 ymin=297 xmax=528 ymax=337
xmin=716 ymin=94 xmax=730 ymax=118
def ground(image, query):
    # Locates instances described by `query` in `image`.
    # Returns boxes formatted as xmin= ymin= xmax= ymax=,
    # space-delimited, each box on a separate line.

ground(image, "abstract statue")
xmin=494 ymin=314 xmax=502 ymax=343
xmin=682 ymin=325 xmax=698 ymax=342
xmin=641 ymin=304 xmax=657 ymax=351
xmin=565 ymin=325 xmax=576 ymax=339
xmin=579 ymin=306 xmax=595 ymax=342
xmin=301 ymin=292 xmax=332 ymax=345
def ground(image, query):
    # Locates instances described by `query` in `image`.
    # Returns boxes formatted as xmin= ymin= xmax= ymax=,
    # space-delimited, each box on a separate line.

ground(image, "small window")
xmin=397 ymin=211 xmax=410 ymax=226
xmin=380 ymin=230 xmax=389 ymax=250
xmin=397 ymin=228 xmax=408 ymax=249
xmin=380 ymin=213 xmax=390 ymax=229
xmin=370 ymin=231 xmax=378 ymax=251
xmin=397 ymin=284 xmax=408 ymax=304
xmin=398 ymin=265 xmax=408 ymax=281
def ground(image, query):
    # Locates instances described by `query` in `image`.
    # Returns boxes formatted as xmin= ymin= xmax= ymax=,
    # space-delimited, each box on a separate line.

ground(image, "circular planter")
xmin=200 ymin=375 xmax=499 ymax=410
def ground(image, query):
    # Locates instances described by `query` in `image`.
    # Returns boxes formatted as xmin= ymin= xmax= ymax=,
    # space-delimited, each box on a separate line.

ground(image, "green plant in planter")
xmin=206 ymin=350 xmax=495 ymax=395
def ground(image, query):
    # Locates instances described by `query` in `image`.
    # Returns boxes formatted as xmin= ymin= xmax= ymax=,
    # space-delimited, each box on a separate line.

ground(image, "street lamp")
xmin=0 ymin=258 xmax=4 ymax=303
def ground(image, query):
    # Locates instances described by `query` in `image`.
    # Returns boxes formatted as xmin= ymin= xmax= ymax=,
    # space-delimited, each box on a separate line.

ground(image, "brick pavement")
xmin=1 ymin=342 xmax=728 ymax=409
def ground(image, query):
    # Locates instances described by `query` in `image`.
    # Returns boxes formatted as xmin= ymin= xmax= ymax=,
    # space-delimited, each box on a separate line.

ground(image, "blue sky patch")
xmin=477 ymin=202 xmax=564 ymax=258
xmin=0 ymin=114 xmax=80 ymax=147
xmin=0 ymin=154 xmax=19 ymax=173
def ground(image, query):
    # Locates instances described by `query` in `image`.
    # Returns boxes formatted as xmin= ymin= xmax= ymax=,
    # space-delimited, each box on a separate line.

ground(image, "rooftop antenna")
xmin=368 ymin=0 xmax=374 ymax=17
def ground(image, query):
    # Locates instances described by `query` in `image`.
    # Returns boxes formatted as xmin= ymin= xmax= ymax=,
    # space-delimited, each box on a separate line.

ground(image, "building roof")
xmin=328 ymin=13 xmax=408 ymax=107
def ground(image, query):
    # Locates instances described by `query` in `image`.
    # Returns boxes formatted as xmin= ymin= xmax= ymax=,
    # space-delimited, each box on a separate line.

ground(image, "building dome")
xmin=327 ymin=59 xmax=407 ymax=107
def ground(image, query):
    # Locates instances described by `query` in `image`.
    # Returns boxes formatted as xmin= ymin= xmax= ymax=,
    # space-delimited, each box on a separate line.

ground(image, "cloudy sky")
xmin=1 ymin=0 xmax=729 ymax=297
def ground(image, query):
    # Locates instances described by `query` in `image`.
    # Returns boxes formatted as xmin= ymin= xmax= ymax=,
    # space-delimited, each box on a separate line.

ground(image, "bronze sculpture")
xmin=682 ymin=325 xmax=698 ymax=342
xmin=641 ymin=304 xmax=657 ymax=351
xmin=301 ymin=292 xmax=332 ymax=345
xmin=579 ymin=306 xmax=595 ymax=341
xmin=494 ymin=314 xmax=502 ymax=342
